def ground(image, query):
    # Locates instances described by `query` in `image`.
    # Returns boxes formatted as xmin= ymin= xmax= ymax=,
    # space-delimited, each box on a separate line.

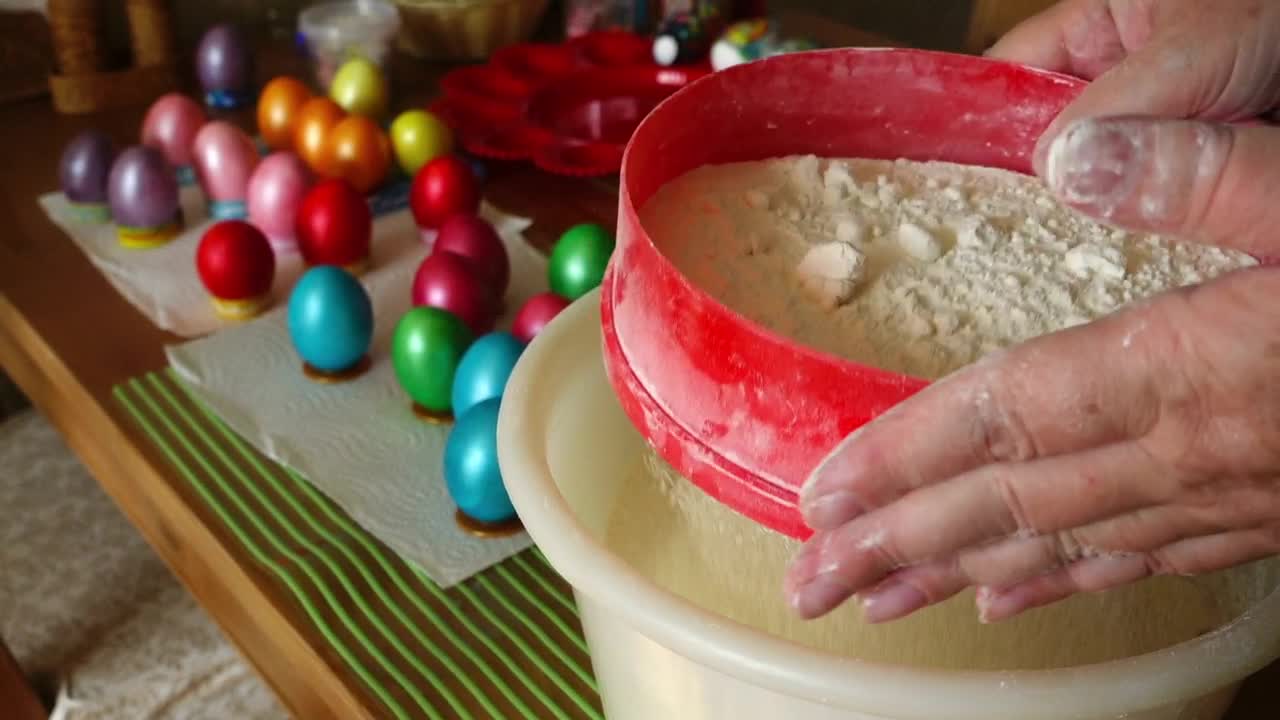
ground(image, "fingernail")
xmin=861 ymin=582 xmax=928 ymax=623
xmin=975 ymin=586 xmax=997 ymax=624
xmin=1043 ymin=118 xmax=1139 ymax=215
xmin=789 ymin=574 xmax=853 ymax=619
xmin=801 ymin=490 xmax=865 ymax=530
xmin=976 ymin=586 xmax=1025 ymax=623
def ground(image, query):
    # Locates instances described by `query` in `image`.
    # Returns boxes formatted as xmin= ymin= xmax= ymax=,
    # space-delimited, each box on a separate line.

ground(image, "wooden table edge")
xmin=0 ymin=291 xmax=374 ymax=720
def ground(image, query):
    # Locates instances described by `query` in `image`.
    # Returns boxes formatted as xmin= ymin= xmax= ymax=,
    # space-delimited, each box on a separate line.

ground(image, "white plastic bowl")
xmin=498 ymin=290 xmax=1280 ymax=720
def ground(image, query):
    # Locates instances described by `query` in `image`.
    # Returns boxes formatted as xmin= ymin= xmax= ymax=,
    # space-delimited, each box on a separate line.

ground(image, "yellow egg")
xmin=329 ymin=57 xmax=389 ymax=119
xmin=390 ymin=110 xmax=455 ymax=176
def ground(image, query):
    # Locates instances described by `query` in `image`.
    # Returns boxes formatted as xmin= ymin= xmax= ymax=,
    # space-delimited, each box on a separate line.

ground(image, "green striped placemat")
xmin=114 ymin=370 xmax=603 ymax=720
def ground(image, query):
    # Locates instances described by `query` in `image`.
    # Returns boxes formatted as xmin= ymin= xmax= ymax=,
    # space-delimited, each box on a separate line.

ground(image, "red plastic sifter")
xmin=600 ymin=48 xmax=1088 ymax=541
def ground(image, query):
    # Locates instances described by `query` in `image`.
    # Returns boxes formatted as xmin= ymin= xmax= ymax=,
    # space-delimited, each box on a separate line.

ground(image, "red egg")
xmin=433 ymin=213 xmax=510 ymax=298
xmin=410 ymin=155 xmax=480 ymax=230
xmin=511 ymin=291 xmax=571 ymax=344
xmin=197 ymin=220 xmax=276 ymax=320
xmin=411 ymin=252 xmax=497 ymax=336
xmin=295 ymin=179 xmax=372 ymax=273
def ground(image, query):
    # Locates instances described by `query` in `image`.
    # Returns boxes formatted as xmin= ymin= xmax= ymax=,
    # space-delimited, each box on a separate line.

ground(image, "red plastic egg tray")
xmin=432 ymin=32 xmax=712 ymax=177
xmin=601 ymin=48 xmax=1088 ymax=540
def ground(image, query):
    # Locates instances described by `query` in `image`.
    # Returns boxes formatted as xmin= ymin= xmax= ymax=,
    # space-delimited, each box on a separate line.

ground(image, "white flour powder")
xmin=640 ymin=155 xmax=1256 ymax=379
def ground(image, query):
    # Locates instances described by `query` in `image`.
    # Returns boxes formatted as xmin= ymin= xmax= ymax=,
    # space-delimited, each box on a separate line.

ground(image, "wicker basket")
xmin=395 ymin=0 xmax=551 ymax=61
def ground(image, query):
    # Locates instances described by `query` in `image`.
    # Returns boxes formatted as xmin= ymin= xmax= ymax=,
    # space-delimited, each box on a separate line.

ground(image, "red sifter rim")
xmin=601 ymin=48 xmax=1089 ymax=540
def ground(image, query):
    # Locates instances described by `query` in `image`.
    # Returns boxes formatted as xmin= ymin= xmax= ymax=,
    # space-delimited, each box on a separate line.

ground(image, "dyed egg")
xmin=257 ymin=76 xmax=313 ymax=151
xmin=108 ymin=145 xmax=181 ymax=248
xmin=247 ymin=152 xmax=312 ymax=253
xmin=59 ymin=130 xmax=115 ymax=220
xmin=295 ymin=179 xmax=372 ymax=273
xmin=140 ymin=93 xmax=206 ymax=184
xmin=411 ymin=252 xmax=497 ymax=336
xmin=287 ymin=265 xmax=374 ymax=373
xmin=444 ymin=399 xmax=515 ymax=524
xmin=434 ymin=214 xmax=509 ymax=297
xmin=293 ymin=97 xmax=345 ymax=175
xmin=196 ymin=24 xmax=254 ymax=108
xmin=328 ymin=57 xmax=389 ymax=119
xmin=549 ymin=223 xmax=615 ymax=300
xmin=322 ymin=114 xmax=392 ymax=195
xmin=196 ymin=220 xmax=276 ymax=320
xmin=391 ymin=306 xmax=473 ymax=413
xmin=451 ymin=332 xmax=525 ymax=418
xmin=510 ymin=292 xmax=571 ymax=344
xmin=193 ymin=121 xmax=260 ymax=220
xmin=389 ymin=110 xmax=453 ymax=176
xmin=410 ymin=155 xmax=480 ymax=230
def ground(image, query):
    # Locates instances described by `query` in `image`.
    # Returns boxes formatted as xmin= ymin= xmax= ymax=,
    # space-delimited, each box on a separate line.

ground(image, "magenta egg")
xmin=411 ymin=252 xmax=497 ymax=336
xmin=141 ymin=93 xmax=207 ymax=184
xmin=247 ymin=152 xmax=313 ymax=254
xmin=434 ymin=214 xmax=510 ymax=298
xmin=193 ymin=121 xmax=260 ymax=220
xmin=511 ymin=292 xmax=571 ymax=344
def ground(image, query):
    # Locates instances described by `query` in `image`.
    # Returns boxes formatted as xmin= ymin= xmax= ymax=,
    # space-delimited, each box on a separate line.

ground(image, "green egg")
xmin=391 ymin=306 xmax=473 ymax=413
xmin=548 ymin=223 xmax=615 ymax=300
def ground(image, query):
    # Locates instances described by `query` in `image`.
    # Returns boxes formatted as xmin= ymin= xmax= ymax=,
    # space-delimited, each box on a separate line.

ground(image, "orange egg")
xmin=322 ymin=115 xmax=393 ymax=195
xmin=293 ymin=97 xmax=345 ymax=175
xmin=257 ymin=76 xmax=313 ymax=151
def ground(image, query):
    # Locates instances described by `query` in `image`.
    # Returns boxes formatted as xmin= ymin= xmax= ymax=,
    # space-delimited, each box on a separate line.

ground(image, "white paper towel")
xmin=166 ymin=205 xmax=543 ymax=587
xmin=39 ymin=181 xmax=426 ymax=338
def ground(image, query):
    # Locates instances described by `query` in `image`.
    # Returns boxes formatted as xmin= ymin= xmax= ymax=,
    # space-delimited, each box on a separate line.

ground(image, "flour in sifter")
xmin=640 ymin=155 xmax=1256 ymax=380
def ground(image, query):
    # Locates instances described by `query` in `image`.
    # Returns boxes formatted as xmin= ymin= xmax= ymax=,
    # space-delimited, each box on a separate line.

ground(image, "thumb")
xmin=1039 ymin=117 xmax=1280 ymax=258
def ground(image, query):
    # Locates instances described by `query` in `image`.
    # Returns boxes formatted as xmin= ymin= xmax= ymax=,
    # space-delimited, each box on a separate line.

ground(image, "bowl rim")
xmin=499 ymin=289 xmax=1280 ymax=720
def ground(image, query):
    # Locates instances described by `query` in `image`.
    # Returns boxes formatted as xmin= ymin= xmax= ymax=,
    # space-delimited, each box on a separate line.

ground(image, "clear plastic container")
xmin=298 ymin=0 xmax=402 ymax=88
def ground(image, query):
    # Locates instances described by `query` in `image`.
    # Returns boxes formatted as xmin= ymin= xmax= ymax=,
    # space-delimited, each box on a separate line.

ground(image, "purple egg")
xmin=196 ymin=24 xmax=253 ymax=94
xmin=108 ymin=146 xmax=180 ymax=229
xmin=60 ymin=130 xmax=115 ymax=204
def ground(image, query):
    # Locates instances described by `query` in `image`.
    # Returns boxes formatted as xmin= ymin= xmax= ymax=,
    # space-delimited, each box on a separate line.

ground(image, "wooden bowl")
xmin=394 ymin=0 xmax=551 ymax=61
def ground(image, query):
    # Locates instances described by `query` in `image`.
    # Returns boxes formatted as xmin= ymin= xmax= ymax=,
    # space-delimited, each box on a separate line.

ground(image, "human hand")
xmin=783 ymin=0 xmax=1280 ymax=623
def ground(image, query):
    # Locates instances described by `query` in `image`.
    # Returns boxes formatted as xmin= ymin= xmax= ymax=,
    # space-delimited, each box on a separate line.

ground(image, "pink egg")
xmin=193 ymin=121 xmax=260 ymax=219
xmin=247 ymin=152 xmax=313 ymax=254
xmin=141 ymin=93 xmax=207 ymax=176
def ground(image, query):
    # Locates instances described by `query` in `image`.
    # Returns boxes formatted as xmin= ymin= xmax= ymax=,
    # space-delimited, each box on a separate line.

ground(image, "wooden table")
xmin=1 ymin=34 xmax=1277 ymax=720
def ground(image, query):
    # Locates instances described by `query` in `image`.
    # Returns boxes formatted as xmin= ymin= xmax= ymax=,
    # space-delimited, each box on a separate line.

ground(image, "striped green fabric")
xmin=114 ymin=370 xmax=603 ymax=720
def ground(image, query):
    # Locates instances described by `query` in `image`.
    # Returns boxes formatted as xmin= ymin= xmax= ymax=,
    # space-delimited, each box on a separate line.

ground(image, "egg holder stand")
xmin=429 ymin=30 xmax=711 ymax=177
xmin=163 ymin=202 xmax=545 ymax=587
xmin=601 ymin=47 xmax=1091 ymax=541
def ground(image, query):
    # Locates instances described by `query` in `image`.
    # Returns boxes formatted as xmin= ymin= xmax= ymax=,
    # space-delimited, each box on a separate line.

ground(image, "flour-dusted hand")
xmin=784 ymin=0 xmax=1280 ymax=623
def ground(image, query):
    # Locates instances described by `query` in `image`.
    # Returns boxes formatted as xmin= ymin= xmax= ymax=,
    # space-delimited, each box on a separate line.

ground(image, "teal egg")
xmin=443 ymin=399 xmax=514 ymax=524
xmin=451 ymin=331 xmax=525 ymax=418
xmin=287 ymin=266 xmax=373 ymax=372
